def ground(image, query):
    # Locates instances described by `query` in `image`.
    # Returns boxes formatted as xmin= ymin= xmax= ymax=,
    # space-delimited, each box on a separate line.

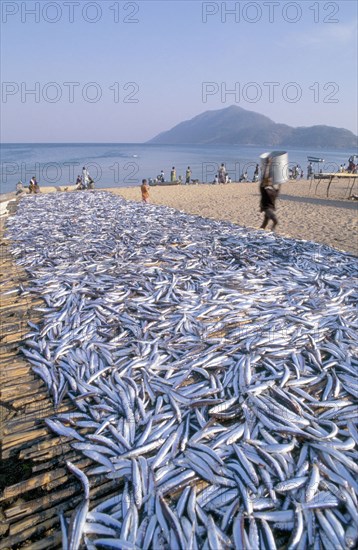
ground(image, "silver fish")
xmin=6 ymin=191 xmax=358 ymax=549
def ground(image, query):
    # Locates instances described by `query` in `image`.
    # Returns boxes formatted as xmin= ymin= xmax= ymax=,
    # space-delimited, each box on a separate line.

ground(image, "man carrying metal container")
xmin=260 ymin=157 xmax=279 ymax=230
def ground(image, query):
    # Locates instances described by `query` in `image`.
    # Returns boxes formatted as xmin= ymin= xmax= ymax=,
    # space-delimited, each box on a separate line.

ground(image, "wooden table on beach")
xmin=311 ymin=173 xmax=358 ymax=197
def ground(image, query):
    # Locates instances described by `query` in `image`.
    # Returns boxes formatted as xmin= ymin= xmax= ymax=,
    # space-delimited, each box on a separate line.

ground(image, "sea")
xmin=1 ymin=143 xmax=356 ymax=195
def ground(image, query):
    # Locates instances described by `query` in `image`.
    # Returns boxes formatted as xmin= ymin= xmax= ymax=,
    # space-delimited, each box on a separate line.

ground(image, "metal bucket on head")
xmin=260 ymin=151 xmax=289 ymax=185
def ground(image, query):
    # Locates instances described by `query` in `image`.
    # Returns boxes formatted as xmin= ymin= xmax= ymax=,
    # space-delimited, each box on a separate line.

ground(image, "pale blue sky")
xmin=1 ymin=0 xmax=357 ymax=142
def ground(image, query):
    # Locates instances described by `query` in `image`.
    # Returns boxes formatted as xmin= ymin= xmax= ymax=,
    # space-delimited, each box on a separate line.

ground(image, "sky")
xmin=1 ymin=0 xmax=357 ymax=142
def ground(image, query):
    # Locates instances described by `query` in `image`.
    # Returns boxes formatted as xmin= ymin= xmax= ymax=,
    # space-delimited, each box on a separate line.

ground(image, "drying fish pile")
xmin=6 ymin=191 xmax=358 ymax=549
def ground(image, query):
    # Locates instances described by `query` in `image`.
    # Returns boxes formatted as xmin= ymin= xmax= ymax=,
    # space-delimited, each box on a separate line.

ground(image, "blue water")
xmin=0 ymin=143 xmax=356 ymax=194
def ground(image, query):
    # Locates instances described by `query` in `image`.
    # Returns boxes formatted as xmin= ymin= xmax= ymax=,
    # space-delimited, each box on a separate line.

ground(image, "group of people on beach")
xmin=29 ymin=176 xmax=40 ymax=193
xmin=213 ymin=163 xmax=304 ymax=184
xmin=76 ymin=167 xmax=95 ymax=190
xmin=289 ymin=165 xmax=304 ymax=180
xmin=15 ymin=167 xmax=95 ymax=195
xmin=154 ymin=166 xmax=194 ymax=185
xmin=155 ymin=167 xmax=180 ymax=183
xmin=15 ymin=176 xmax=35 ymax=195
xmin=160 ymin=162 xmax=307 ymax=185
xmin=151 ymin=161 xmax=312 ymax=187
xmin=15 ymin=177 xmax=40 ymax=195
xmin=212 ymin=163 xmax=232 ymax=184
xmin=154 ymin=163 xmax=237 ymax=185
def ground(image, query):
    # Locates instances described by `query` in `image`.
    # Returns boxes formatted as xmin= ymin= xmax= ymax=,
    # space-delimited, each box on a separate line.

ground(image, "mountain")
xmin=148 ymin=106 xmax=357 ymax=149
xmin=283 ymin=125 xmax=357 ymax=149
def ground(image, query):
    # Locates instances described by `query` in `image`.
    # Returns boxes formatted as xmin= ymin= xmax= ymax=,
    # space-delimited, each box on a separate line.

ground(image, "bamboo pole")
xmin=6 ymin=484 xmax=79 ymax=522
xmin=0 ymin=223 xmax=128 ymax=547
xmin=0 ymin=468 xmax=68 ymax=501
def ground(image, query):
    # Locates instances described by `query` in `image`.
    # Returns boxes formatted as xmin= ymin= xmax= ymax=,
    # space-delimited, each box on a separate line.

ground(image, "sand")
xmin=105 ymin=179 xmax=358 ymax=256
xmin=2 ymin=178 xmax=357 ymax=255
xmin=0 ymin=201 xmax=10 ymax=217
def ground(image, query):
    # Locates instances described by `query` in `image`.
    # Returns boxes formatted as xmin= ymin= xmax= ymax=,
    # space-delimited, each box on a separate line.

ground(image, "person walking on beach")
xmin=185 ymin=166 xmax=191 ymax=184
xmin=253 ymin=164 xmax=259 ymax=182
xmin=170 ymin=167 xmax=176 ymax=182
xmin=82 ymin=166 xmax=90 ymax=189
xmin=141 ymin=179 xmax=150 ymax=203
xmin=260 ymin=158 xmax=279 ymax=230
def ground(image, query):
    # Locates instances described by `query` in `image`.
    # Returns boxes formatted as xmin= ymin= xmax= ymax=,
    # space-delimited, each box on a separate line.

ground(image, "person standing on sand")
xmin=260 ymin=158 xmax=279 ymax=230
xmin=219 ymin=163 xmax=226 ymax=184
xmin=141 ymin=179 xmax=150 ymax=203
xmin=307 ymin=162 xmax=313 ymax=180
xmin=170 ymin=167 xmax=176 ymax=182
xmin=82 ymin=166 xmax=90 ymax=189
xmin=185 ymin=166 xmax=191 ymax=184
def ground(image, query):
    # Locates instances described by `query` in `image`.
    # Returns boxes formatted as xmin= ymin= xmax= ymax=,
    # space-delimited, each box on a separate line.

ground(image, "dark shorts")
xmin=261 ymin=208 xmax=278 ymax=229
xmin=265 ymin=208 xmax=277 ymax=221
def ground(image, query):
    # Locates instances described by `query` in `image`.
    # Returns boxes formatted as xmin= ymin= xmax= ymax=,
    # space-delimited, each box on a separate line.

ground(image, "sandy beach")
xmin=106 ymin=179 xmax=358 ymax=257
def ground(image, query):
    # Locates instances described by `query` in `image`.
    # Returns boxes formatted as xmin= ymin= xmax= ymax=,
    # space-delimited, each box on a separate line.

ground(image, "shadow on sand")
xmin=279 ymin=194 xmax=358 ymax=211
